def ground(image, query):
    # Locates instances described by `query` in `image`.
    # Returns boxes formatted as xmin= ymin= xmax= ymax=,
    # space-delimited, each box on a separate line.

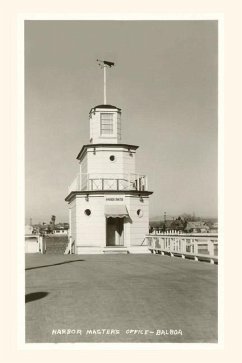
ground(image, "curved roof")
xmin=76 ymin=143 xmax=139 ymax=160
xmin=94 ymin=104 xmax=120 ymax=109
xmin=90 ymin=104 xmax=121 ymax=112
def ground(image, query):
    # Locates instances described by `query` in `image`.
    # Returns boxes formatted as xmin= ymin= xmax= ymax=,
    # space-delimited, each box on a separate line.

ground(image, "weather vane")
xmin=96 ymin=59 xmax=115 ymax=104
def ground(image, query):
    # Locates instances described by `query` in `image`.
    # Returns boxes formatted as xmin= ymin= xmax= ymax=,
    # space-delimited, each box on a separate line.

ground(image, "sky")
xmin=25 ymin=20 xmax=218 ymax=224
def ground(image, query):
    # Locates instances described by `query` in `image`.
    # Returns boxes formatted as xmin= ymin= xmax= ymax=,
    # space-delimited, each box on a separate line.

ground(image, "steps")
xmin=45 ymin=236 xmax=69 ymax=254
xmin=103 ymin=247 xmax=129 ymax=254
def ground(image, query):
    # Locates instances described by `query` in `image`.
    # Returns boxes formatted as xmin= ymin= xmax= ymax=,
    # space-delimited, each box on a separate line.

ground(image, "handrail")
xmin=68 ymin=172 xmax=147 ymax=192
xmin=64 ymin=236 xmax=75 ymax=254
xmin=145 ymin=233 xmax=218 ymax=264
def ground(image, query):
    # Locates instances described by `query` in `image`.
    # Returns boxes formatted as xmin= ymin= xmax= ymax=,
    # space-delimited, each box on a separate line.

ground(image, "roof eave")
xmin=76 ymin=143 xmax=139 ymax=160
xmin=65 ymin=190 xmax=153 ymax=203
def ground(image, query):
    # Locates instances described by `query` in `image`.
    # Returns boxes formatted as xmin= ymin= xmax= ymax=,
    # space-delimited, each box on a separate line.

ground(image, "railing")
xmin=68 ymin=173 xmax=148 ymax=193
xmin=145 ymin=232 xmax=218 ymax=264
xmin=64 ymin=236 xmax=75 ymax=254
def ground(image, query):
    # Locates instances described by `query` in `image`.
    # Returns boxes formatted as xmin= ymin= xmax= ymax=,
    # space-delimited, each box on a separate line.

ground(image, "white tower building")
xmin=65 ymin=61 xmax=153 ymax=254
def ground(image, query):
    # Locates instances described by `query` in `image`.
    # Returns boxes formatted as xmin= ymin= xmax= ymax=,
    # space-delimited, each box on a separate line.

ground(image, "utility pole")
xmin=163 ymin=211 xmax=166 ymax=231
xmin=104 ymin=66 xmax=107 ymax=104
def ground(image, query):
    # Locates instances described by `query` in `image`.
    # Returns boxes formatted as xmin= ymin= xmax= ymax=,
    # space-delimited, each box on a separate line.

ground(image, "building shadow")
xmin=25 ymin=259 xmax=85 ymax=271
xmin=25 ymin=292 xmax=49 ymax=303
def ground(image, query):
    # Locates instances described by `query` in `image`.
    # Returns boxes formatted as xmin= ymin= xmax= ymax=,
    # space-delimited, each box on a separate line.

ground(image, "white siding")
xmin=123 ymin=152 xmax=136 ymax=174
xmin=80 ymin=154 xmax=87 ymax=174
xmin=68 ymin=193 xmax=150 ymax=253
xmin=126 ymin=196 xmax=149 ymax=246
xmin=69 ymin=200 xmax=77 ymax=246
xmin=75 ymin=196 xmax=106 ymax=247
xmin=87 ymin=147 xmax=136 ymax=175
xmin=79 ymin=154 xmax=88 ymax=190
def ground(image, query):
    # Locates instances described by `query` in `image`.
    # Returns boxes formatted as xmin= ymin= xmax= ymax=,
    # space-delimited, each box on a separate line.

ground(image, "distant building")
xmin=184 ymin=221 xmax=210 ymax=233
xmin=53 ymin=229 xmax=68 ymax=235
xmin=159 ymin=219 xmax=185 ymax=232
xmin=25 ymin=225 xmax=41 ymax=253
xmin=40 ymin=226 xmax=50 ymax=235
xmin=209 ymin=222 xmax=218 ymax=233
xmin=25 ymin=225 xmax=33 ymax=235
xmin=53 ymin=224 xmax=69 ymax=235
xmin=170 ymin=218 xmax=186 ymax=231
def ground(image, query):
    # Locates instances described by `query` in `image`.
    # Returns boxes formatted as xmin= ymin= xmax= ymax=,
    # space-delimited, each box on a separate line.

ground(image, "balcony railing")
xmin=144 ymin=232 xmax=218 ymax=264
xmin=69 ymin=173 xmax=148 ymax=193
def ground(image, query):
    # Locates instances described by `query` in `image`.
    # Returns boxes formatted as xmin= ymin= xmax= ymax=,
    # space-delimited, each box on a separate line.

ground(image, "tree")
xmin=170 ymin=217 xmax=185 ymax=231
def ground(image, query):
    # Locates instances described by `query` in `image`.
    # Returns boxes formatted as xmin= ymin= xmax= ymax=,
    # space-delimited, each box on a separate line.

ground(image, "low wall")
xmin=25 ymin=235 xmax=44 ymax=253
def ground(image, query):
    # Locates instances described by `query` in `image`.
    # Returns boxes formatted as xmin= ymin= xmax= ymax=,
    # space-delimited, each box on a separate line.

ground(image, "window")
xmin=137 ymin=209 xmax=143 ymax=217
xmin=100 ymin=113 xmax=113 ymax=135
xmin=84 ymin=209 xmax=91 ymax=216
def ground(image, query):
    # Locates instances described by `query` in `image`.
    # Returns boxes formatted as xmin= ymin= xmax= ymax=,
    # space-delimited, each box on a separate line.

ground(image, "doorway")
xmin=106 ymin=217 xmax=124 ymax=246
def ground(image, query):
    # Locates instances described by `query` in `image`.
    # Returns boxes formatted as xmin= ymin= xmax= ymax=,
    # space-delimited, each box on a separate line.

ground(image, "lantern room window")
xmin=100 ymin=113 xmax=113 ymax=135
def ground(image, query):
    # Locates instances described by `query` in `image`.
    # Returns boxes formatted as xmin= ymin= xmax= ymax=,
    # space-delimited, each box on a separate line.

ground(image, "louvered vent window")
xmin=100 ymin=113 xmax=113 ymax=135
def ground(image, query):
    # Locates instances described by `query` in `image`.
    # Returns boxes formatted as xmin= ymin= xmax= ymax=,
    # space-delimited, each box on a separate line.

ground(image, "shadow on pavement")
xmin=25 ymin=292 xmax=49 ymax=303
xmin=25 ymin=259 xmax=85 ymax=271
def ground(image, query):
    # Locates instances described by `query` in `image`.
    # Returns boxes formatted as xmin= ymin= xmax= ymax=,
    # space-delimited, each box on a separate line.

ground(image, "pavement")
xmin=25 ymin=253 xmax=218 ymax=343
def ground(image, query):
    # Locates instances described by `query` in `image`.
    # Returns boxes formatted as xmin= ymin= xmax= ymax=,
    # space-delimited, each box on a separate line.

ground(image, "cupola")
xmin=89 ymin=104 xmax=121 ymax=144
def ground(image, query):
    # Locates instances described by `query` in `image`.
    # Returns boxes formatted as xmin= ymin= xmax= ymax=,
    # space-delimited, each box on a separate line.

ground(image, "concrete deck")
xmin=25 ymin=254 xmax=218 ymax=343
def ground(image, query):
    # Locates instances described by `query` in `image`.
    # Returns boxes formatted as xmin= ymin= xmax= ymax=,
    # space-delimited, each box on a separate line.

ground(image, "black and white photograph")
xmin=24 ymin=18 xmax=220 ymax=345
xmin=23 ymin=19 xmax=219 ymax=344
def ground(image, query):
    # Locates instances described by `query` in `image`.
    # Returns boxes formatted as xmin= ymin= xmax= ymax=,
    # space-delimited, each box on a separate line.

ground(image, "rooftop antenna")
xmin=96 ymin=59 xmax=115 ymax=104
